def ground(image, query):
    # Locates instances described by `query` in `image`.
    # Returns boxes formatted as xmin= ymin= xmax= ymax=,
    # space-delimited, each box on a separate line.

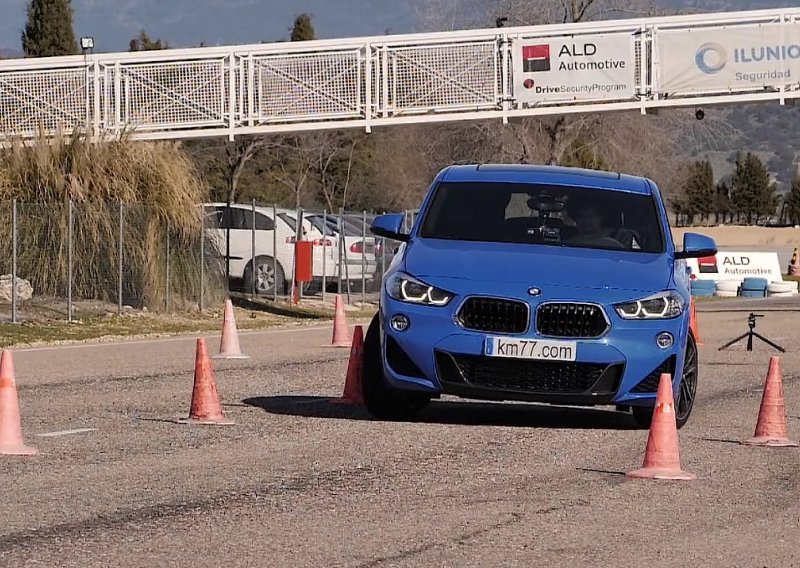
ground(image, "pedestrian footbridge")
xmin=0 ymin=7 xmax=798 ymax=142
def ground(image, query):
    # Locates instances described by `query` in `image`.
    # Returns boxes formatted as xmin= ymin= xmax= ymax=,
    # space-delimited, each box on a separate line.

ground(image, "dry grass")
xmin=0 ymin=133 xmax=226 ymax=310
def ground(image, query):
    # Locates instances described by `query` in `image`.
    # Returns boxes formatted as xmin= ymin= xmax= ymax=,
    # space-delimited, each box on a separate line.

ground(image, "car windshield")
xmin=419 ymin=182 xmax=665 ymax=253
xmin=276 ymin=212 xmax=312 ymax=237
xmin=308 ymin=215 xmax=364 ymax=236
xmin=304 ymin=215 xmax=337 ymax=236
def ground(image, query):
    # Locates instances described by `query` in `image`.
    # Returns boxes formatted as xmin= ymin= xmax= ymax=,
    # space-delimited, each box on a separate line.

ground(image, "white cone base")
xmin=176 ymin=417 xmax=235 ymax=426
xmin=626 ymin=467 xmax=696 ymax=481
xmin=0 ymin=444 xmax=38 ymax=456
xmin=212 ymin=354 xmax=250 ymax=360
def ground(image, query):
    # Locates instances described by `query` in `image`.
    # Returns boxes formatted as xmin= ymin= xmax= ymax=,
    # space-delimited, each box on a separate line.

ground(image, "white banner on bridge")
xmin=657 ymin=23 xmax=800 ymax=94
xmin=513 ymin=33 xmax=636 ymax=104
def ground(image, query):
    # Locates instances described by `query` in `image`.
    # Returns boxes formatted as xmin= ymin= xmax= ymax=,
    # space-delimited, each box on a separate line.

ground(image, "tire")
xmin=632 ymin=333 xmax=698 ymax=431
xmin=243 ymin=256 xmax=285 ymax=296
xmin=767 ymin=281 xmax=796 ymax=294
xmin=715 ymin=279 xmax=740 ymax=293
xmin=362 ymin=313 xmax=431 ymax=421
xmin=715 ymin=290 xmax=737 ymax=297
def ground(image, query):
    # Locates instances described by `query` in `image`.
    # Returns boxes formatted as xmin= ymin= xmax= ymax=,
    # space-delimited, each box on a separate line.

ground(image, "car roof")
xmin=203 ymin=203 xmax=309 ymax=217
xmin=439 ymin=164 xmax=652 ymax=195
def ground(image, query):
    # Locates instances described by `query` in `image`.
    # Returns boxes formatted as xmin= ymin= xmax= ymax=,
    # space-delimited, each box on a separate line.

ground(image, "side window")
xmin=204 ymin=206 xmax=223 ymax=228
xmin=217 ymin=207 xmax=234 ymax=229
xmin=253 ymin=213 xmax=274 ymax=231
xmin=223 ymin=208 xmax=249 ymax=230
xmin=214 ymin=207 xmax=276 ymax=230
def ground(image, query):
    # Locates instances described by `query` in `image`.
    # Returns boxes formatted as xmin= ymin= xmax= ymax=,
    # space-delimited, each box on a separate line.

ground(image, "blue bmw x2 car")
xmin=365 ymin=164 xmax=717 ymax=428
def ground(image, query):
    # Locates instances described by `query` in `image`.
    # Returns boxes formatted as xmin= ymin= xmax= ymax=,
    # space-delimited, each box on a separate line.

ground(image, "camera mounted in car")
xmin=526 ymin=194 xmax=565 ymax=243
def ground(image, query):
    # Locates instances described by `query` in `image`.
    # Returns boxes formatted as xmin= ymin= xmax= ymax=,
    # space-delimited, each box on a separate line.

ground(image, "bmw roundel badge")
xmin=527 ymin=287 xmax=541 ymax=296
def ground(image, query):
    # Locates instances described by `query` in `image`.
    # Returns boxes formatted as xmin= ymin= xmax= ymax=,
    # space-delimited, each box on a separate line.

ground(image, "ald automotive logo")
xmin=695 ymin=41 xmax=800 ymax=82
xmin=522 ymin=44 xmax=551 ymax=73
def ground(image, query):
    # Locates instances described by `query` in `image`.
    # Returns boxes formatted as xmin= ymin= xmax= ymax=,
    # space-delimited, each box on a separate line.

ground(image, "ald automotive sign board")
xmin=685 ymin=252 xmax=783 ymax=283
xmin=658 ymin=22 xmax=800 ymax=94
xmin=513 ymin=33 xmax=636 ymax=103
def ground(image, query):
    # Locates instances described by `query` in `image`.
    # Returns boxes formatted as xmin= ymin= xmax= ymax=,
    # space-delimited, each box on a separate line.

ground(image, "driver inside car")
xmin=566 ymin=199 xmax=640 ymax=250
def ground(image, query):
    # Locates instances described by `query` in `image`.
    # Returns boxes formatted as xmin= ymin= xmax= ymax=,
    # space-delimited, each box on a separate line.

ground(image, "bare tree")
xmin=407 ymin=0 xmax=736 ymax=195
xmin=266 ymin=133 xmax=337 ymax=209
xmin=318 ymin=136 xmax=358 ymax=212
xmin=413 ymin=0 xmax=670 ymax=30
xmin=224 ymin=138 xmax=273 ymax=205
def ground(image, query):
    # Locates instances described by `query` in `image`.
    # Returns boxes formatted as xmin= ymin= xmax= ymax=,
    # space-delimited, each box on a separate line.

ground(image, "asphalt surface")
xmin=2 ymin=307 xmax=800 ymax=567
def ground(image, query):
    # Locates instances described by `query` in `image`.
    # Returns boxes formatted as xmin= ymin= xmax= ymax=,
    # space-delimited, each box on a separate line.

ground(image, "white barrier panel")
xmin=513 ymin=33 xmax=636 ymax=103
xmin=658 ymin=22 xmax=800 ymax=94
xmin=686 ymin=251 xmax=783 ymax=283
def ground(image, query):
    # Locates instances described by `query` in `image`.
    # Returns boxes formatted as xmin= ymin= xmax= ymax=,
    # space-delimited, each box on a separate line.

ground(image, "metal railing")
xmin=0 ymin=201 xmax=388 ymax=323
xmin=0 ymin=8 xmax=797 ymax=142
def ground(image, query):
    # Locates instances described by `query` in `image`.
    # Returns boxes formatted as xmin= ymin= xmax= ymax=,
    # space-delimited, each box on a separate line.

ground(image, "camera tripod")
xmin=718 ymin=312 xmax=785 ymax=353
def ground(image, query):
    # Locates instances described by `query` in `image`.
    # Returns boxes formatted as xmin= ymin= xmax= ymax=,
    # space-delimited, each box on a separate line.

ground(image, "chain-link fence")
xmin=0 ymin=201 xmax=417 ymax=323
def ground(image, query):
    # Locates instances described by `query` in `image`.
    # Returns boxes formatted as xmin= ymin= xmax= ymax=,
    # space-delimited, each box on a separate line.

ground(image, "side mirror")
xmin=674 ymin=232 xmax=717 ymax=260
xmin=370 ymin=213 xmax=409 ymax=243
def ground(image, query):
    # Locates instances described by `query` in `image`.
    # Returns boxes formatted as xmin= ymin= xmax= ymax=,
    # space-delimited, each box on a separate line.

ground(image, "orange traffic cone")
xmin=742 ymin=356 xmax=797 ymax=447
xmin=626 ymin=373 xmax=695 ymax=480
xmin=178 ymin=338 xmax=234 ymax=425
xmin=213 ymin=299 xmax=249 ymax=359
xmin=332 ymin=325 xmax=365 ymax=405
xmin=0 ymin=350 xmax=37 ymax=456
xmin=789 ymin=247 xmax=800 ymax=276
xmin=690 ymin=298 xmax=704 ymax=346
xmin=329 ymin=295 xmax=351 ymax=348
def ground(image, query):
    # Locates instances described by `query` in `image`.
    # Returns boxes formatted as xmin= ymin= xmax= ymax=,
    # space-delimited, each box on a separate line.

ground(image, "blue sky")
xmin=1 ymin=0 xmax=796 ymax=55
xmin=0 ymin=0 xmax=418 ymax=53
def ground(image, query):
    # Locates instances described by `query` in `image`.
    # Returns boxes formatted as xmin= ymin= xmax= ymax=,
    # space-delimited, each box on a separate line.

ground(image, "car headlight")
xmin=614 ymin=291 xmax=684 ymax=320
xmin=386 ymin=272 xmax=453 ymax=306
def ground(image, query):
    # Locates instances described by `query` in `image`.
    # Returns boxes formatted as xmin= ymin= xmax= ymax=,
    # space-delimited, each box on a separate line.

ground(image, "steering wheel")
xmin=610 ymin=228 xmax=643 ymax=249
xmin=596 ymin=236 xmax=627 ymax=249
xmin=567 ymin=234 xmax=626 ymax=250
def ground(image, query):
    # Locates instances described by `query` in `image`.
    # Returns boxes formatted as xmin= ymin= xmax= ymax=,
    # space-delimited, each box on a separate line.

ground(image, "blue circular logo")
xmin=527 ymin=287 xmax=541 ymax=296
xmin=695 ymin=42 xmax=727 ymax=74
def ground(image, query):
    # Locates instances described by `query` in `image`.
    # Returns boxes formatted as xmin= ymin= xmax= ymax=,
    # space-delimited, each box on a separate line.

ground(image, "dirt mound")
xmin=672 ymin=226 xmax=800 ymax=248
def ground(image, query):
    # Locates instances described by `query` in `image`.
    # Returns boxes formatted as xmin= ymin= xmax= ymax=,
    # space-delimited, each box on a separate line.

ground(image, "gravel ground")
xmin=1 ymin=309 xmax=800 ymax=567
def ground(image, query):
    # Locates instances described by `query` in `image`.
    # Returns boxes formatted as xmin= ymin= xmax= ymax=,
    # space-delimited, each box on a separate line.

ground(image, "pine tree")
xmin=714 ymin=180 xmax=733 ymax=224
xmin=290 ymin=14 xmax=316 ymax=41
xmin=785 ymin=171 xmax=800 ymax=226
xmin=680 ymin=159 xmax=715 ymax=224
xmin=21 ymin=0 xmax=78 ymax=57
xmin=731 ymin=152 xmax=775 ymax=224
xmin=129 ymin=30 xmax=169 ymax=52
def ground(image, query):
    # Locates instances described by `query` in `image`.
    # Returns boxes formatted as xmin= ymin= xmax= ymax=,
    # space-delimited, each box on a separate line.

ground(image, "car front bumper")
xmin=379 ymin=294 xmax=689 ymax=407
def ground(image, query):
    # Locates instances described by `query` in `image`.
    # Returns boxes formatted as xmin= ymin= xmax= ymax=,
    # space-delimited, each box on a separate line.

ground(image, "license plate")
xmin=484 ymin=337 xmax=577 ymax=361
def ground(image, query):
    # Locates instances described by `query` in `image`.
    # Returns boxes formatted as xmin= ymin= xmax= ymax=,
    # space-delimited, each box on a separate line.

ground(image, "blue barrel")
xmin=740 ymin=288 xmax=766 ymax=298
xmin=741 ymin=277 xmax=768 ymax=291
xmin=690 ymin=279 xmax=716 ymax=297
xmin=740 ymin=277 xmax=768 ymax=298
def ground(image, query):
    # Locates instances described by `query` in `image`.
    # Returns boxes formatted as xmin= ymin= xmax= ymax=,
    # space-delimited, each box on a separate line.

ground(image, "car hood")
xmin=403 ymin=238 xmax=672 ymax=293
